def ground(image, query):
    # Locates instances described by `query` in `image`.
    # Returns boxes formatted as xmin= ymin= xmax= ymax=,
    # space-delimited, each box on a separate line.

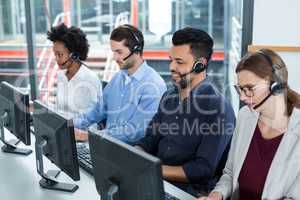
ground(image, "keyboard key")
xmin=76 ymin=144 xmax=94 ymax=175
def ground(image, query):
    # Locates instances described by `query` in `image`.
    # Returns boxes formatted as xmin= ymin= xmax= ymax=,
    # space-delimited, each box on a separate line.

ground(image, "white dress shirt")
xmin=55 ymin=65 xmax=102 ymax=119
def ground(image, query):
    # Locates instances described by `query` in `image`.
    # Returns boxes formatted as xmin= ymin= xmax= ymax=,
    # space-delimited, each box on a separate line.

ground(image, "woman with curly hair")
xmin=47 ymin=23 xmax=101 ymax=118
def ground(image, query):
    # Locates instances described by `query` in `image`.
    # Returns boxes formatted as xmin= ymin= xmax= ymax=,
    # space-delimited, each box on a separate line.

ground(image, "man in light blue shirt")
xmin=73 ymin=24 xmax=167 ymax=144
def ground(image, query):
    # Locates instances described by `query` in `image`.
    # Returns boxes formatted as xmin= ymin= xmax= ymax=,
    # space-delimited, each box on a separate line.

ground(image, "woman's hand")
xmin=197 ymin=191 xmax=223 ymax=200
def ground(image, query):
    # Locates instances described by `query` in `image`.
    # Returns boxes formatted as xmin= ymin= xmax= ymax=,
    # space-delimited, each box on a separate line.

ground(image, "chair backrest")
xmin=101 ymin=80 xmax=108 ymax=90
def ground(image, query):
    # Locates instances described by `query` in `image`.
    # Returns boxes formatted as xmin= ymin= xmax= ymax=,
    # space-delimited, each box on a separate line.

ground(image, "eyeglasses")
xmin=234 ymin=84 xmax=269 ymax=97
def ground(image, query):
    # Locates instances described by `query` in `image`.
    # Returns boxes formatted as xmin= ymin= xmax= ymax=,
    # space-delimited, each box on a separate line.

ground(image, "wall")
xmin=252 ymin=0 xmax=300 ymax=92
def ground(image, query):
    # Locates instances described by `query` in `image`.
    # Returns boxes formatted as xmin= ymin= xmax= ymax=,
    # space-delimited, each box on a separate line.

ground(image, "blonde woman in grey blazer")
xmin=199 ymin=49 xmax=300 ymax=200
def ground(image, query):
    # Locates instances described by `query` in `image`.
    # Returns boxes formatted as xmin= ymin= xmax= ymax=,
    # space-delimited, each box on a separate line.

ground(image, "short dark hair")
xmin=47 ymin=23 xmax=89 ymax=61
xmin=172 ymin=27 xmax=214 ymax=61
xmin=110 ymin=24 xmax=144 ymax=54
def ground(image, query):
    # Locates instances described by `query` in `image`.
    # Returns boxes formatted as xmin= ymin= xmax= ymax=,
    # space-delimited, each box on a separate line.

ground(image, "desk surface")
xmin=0 ymin=132 xmax=195 ymax=200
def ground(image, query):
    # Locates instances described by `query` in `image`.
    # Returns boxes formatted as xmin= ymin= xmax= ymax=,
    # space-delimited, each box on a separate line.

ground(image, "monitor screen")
xmin=0 ymin=81 xmax=31 ymax=145
xmin=33 ymin=100 xmax=80 ymax=185
xmin=88 ymin=130 xmax=164 ymax=200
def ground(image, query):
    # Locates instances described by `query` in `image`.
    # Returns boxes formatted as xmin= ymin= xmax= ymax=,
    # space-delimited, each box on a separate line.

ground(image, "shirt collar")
xmin=60 ymin=65 xmax=85 ymax=82
xmin=121 ymin=61 xmax=148 ymax=81
xmin=193 ymin=76 xmax=209 ymax=90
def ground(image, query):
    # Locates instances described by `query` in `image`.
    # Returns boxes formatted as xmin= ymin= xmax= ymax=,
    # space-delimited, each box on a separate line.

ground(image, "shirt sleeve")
xmin=73 ymin=89 xmax=105 ymax=130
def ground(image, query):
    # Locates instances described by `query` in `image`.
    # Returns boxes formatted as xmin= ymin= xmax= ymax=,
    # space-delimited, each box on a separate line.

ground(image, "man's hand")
xmin=197 ymin=191 xmax=223 ymax=200
xmin=162 ymin=165 xmax=188 ymax=183
xmin=74 ymin=128 xmax=88 ymax=142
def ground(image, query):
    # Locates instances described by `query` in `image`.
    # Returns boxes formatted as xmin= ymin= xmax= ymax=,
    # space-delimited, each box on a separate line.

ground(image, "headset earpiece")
xmin=131 ymin=45 xmax=142 ymax=54
xmin=192 ymin=58 xmax=207 ymax=73
xmin=70 ymin=52 xmax=80 ymax=61
xmin=270 ymin=82 xmax=284 ymax=94
xmin=257 ymin=50 xmax=285 ymax=94
xmin=122 ymin=25 xmax=142 ymax=54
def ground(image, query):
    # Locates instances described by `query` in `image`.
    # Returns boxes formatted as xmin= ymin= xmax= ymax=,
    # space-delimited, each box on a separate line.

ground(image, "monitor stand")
xmin=0 ymin=112 xmax=32 ymax=155
xmin=35 ymin=139 xmax=79 ymax=193
xmin=103 ymin=179 xmax=120 ymax=200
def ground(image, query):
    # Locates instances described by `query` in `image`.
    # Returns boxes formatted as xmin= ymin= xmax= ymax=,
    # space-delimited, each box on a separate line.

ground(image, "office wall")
xmin=252 ymin=0 xmax=300 ymax=92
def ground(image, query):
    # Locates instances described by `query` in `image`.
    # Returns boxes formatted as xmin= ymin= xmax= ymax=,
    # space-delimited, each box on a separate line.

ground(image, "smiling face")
xmin=169 ymin=44 xmax=196 ymax=87
xmin=237 ymin=70 xmax=271 ymax=110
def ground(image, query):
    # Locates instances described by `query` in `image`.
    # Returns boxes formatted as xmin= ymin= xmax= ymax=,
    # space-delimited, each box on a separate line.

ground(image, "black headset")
xmin=191 ymin=58 xmax=207 ymax=74
xmin=121 ymin=24 xmax=142 ymax=54
xmin=257 ymin=50 xmax=285 ymax=94
xmin=60 ymin=52 xmax=80 ymax=67
xmin=70 ymin=52 xmax=80 ymax=61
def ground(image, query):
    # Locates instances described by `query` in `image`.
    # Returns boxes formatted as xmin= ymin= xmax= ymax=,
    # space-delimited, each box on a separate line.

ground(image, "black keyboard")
xmin=164 ymin=192 xmax=180 ymax=200
xmin=76 ymin=143 xmax=94 ymax=175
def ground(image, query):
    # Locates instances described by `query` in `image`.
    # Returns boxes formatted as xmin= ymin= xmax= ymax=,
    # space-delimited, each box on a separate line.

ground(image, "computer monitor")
xmin=0 ymin=81 xmax=32 ymax=155
xmin=33 ymin=100 xmax=80 ymax=192
xmin=88 ymin=130 xmax=165 ymax=200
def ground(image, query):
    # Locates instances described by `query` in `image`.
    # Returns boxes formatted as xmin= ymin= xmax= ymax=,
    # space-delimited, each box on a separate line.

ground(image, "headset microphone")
xmin=253 ymin=93 xmax=272 ymax=110
xmin=123 ymin=51 xmax=135 ymax=61
xmin=122 ymin=43 xmax=142 ymax=61
xmin=120 ymin=24 xmax=142 ymax=61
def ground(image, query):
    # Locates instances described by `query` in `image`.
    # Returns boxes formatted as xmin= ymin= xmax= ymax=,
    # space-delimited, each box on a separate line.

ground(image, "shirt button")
xmin=121 ymin=94 xmax=124 ymax=97
xmin=175 ymin=116 xmax=178 ymax=119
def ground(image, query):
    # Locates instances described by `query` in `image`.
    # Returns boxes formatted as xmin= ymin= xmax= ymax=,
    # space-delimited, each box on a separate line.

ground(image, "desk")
xmin=0 ymin=132 xmax=196 ymax=200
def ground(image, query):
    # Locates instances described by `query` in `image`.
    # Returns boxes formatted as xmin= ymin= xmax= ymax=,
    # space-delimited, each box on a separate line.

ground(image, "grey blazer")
xmin=213 ymin=106 xmax=300 ymax=200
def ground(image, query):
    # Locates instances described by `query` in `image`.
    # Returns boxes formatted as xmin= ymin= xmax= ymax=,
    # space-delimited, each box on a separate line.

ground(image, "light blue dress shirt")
xmin=73 ymin=61 xmax=167 ymax=144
